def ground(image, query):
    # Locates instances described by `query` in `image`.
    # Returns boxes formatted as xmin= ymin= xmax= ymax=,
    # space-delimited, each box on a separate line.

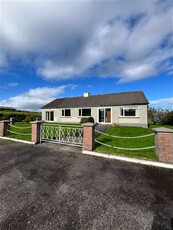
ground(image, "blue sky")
xmin=0 ymin=0 xmax=172 ymax=111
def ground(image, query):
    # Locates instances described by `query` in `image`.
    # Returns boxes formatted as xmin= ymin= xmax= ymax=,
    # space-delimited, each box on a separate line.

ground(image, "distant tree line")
xmin=0 ymin=106 xmax=17 ymax=111
xmin=148 ymin=107 xmax=173 ymax=125
xmin=0 ymin=108 xmax=41 ymax=122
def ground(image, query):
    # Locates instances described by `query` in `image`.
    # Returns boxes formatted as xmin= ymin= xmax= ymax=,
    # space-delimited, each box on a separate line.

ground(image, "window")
xmin=78 ymin=108 xmax=91 ymax=117
xmin=120 ymin=107 xmax=138 ymax=117
xmin=50 ymin=111 xmax=54 ymax=121
xmin=46 ymin=111 xmax=54 ymax=121
xmin=46 ymin=111 xmax=49 ymax=121
xmin=62 ymin=109 xmax=71 ymax=117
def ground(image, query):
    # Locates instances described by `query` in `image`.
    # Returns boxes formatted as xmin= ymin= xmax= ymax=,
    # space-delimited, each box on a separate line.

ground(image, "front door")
xmin=105 ymin=109 xmax=111 ymax=123
xmin=98 ymin=108 xmax=111 ymax=123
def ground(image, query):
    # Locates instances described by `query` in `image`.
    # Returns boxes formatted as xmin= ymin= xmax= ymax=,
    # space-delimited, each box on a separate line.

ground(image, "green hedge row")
xmin=0 ymin=111 xmax=41 ymax=122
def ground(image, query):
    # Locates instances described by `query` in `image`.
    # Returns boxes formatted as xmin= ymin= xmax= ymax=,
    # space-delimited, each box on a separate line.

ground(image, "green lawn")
xmin=6 ymin=122 xmax=32 ymax=141
xmin=95 ymin=126 xmax=157 ymax=161
xmin=43 ymin=122 xmax=82 ymax=128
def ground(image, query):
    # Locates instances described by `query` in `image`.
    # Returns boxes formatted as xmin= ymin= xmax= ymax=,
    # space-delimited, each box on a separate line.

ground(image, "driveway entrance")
xmin=0 ymin=140 xmax=173 ymax=230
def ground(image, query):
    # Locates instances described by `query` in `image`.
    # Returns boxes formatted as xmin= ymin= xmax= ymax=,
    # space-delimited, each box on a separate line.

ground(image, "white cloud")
xmin=8 ymin=82 xmax=19 ymax=87
xmin=0 ymin=0 xmax=172 ymax=82
xmin=150 ymin=97 xmax=173 ymax=107
xmin=0 ymin=85 xmax=74 ymax=110
xmin=119 ymin=64 xmax=157 ymax=83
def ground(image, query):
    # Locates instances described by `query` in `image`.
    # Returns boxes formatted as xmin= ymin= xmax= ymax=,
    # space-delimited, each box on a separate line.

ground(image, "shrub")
xmin=80 ymin=118 xmax=88 ymax=124
xmin=161 ymin=111 xmax=173 ymax=125
xmin=80 ymin=117 xmax=94 ymax=124
xmin=87 ymin=117 xmax=94 ymax=123
xmin=23 ymin=114 xmax=41 ymax=122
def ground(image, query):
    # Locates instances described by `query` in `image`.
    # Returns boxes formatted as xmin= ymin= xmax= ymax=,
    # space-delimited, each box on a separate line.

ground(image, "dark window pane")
xmin=62 ymin=110 xmax=64 ymax=116
xmin=65 ymin=109 xmax=71 ymax=117
xmin=99 ymin=109 xmax=104 ymax=122
xmin=50 ymin=111 xmax=54 ymax=121
xmin=124 ymin=109 xmax=136 ymax=116
xmin=79 ymin=109 xmax=81 ymax=116
xmin=82 ymin=109 xmax=91 ymax=116
xmin=120 ymin=108 xmax=123 ymax=116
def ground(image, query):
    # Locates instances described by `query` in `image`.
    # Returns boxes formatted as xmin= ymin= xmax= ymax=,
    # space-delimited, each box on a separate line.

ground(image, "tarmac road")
xmin=0 ymin=140 xmax=173 ymax=230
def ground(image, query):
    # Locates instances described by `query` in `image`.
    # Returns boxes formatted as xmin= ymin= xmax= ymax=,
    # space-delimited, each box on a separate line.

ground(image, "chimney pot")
xmin=84 ymin=92 xmax=90 ymax=97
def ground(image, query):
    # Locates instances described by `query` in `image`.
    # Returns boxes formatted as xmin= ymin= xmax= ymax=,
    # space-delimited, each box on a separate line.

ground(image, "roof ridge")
xmin=53 ymin=91 xmax=144 ymax=100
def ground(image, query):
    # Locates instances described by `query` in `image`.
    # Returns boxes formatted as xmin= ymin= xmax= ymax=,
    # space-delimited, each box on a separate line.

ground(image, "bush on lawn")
xmin=87 ymin=117 xmax=94 ymax=123
xmin=80 ymin=117 xmax=94 ymax=123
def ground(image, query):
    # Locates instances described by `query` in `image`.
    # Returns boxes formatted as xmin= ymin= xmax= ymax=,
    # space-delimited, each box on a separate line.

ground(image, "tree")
xmin=148 ymin=107 xmax=169 ymax=125
xmin=161 ymin=111 xmax=173 ymax=125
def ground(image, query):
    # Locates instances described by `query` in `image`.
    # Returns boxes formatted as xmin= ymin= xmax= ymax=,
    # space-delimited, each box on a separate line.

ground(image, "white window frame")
xmin=119 ymin=107 xmax=139 ymax=117
xmin=61 ymin=109 xmax=71 ymax=117
xmin=78 ymin=108 xmax=91 ymax=117
xmin=45 ymin=111 xmax=54 ymax=121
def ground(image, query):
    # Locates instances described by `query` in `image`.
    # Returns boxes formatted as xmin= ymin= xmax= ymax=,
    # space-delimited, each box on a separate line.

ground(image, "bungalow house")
xmin=41 ymin=91 xmax=149 ymax=128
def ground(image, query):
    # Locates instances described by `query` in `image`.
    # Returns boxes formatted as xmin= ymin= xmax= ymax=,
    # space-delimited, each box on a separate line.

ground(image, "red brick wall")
xmin=155 ymin=132 xmax=173 ymax=164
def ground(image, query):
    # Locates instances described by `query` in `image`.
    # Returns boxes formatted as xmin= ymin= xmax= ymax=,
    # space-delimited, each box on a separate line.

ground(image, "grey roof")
xmin=41 ymin=91 xmax=149 ymax=109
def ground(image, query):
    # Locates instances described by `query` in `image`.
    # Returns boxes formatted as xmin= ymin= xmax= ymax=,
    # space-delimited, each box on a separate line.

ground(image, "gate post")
xmin=83 ymin=123 xmax=96 ymax=151
xmin=0 ymin=120 xmax=10 ymax=136
xmin=30 ymin=121 xmax=43 ymax=144
xmin=9 ymin=117 xmax=14 ymax=125
xmin=154 ymin=127 xmax=173 ymax=164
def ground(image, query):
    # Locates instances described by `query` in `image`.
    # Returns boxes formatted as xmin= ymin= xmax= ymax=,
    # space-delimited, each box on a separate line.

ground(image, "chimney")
xmin=84 ymin=92 xmax=90 ymax=97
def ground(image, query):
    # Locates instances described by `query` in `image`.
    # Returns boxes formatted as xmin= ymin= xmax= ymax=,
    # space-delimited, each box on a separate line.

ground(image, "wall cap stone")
xmin=0 ymin=120 xmax=10 ymax=123
xmin=30 ymin=120 xmax=44 ymax=124
xmin=153 ymin=127 xmax=173 ymax=133
xmin=82 ymin=123 xmax=96 ymax=127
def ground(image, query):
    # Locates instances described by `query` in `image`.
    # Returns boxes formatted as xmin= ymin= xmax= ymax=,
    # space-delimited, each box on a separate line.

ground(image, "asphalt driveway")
xmin=0 ymin=140 xmax=173 ymax=230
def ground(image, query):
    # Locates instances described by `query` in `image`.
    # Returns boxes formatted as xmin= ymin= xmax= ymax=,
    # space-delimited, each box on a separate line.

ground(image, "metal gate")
xmin=41 ymin=125 xmax=83 ymax=147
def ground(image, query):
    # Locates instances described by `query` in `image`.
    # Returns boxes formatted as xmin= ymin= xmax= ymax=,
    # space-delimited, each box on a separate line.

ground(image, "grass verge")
xmin=95 ymin=126 xmax=157 ymax=161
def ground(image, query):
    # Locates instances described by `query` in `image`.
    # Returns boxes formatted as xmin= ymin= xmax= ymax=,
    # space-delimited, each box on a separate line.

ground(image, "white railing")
xmin=7 ymin=123 xmax=32 ymax=136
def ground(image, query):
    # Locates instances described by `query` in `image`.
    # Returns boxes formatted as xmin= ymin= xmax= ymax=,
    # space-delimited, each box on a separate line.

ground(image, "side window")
xmin=46 ymin=111 xmax=54 ymax=121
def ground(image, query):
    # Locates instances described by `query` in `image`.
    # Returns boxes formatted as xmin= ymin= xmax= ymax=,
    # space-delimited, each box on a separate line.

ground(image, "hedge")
xmin=0 ymin=111 xmax=41 ymax=122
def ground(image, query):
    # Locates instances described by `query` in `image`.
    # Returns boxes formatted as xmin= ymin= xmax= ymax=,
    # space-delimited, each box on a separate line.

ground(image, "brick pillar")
xmin=154 ymin=127 xmax=173 ymax=164
xmin=30 ymin=121 xmax=43 ymax=144
xmin=0 ymin=120 xmax=10 ymax=136
xmin=83 ymin=123 xmax=96 ymax=151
